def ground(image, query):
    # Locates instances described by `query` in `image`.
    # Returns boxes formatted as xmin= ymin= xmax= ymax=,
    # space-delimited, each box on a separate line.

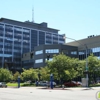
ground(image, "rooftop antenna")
xmin=32 ymin=5 xmax=34 ymax=23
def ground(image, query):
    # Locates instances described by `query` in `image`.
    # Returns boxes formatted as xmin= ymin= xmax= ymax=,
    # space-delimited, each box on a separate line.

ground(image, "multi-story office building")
xmin=0 ymin=18 xmax=65 ymax=71
xmin=22 ymin=35 xmax=100 ymax=69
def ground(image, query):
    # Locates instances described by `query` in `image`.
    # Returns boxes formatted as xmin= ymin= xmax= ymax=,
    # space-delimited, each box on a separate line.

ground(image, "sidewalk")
xmin=36 ymin=86 xmax=100 ymax=91
xmin=8 ymin=86 xmax=100 ymax=91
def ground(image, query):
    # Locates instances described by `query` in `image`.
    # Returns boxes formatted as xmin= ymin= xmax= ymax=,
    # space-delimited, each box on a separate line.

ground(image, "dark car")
xmin=64 ymin=81 xmax=78 ymax=87
xmin=0 ymin=82 xmax=7 ymax=88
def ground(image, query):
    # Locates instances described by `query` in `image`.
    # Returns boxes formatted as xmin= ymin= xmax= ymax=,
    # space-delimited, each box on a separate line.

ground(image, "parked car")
xmin=0 ymin=82 xmax=7 ymax=88
xmin=64 ymin=81 xmax=78 ymax=87
xmin=47 ymin=81 xmax=56 ymax=87
xmin=76 ymin=81 xmax=82 ymax=86
xmin=38 ymin=81 xmax=48 ymax=86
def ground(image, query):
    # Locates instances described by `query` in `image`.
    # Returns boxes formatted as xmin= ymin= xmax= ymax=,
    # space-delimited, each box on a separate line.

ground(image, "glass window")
xmin=0 ymin=24 xmax=4 ymax=28
xmin=58 ymin=41 xmax=65 ymax=43
xmin=92 ymin=47 xmax=100 ymax=53
xmin=14 ymin=27 xmax=22 ymax=31
xmin=5 ymin=25 xmax=13 ymax=30
xmin=71 ymin=51 xmax=77 ymax=55
xmin=23 ymin=28 xmax=30 ymax=33
xmin=79 ymin=51 xmax=85 ymax=55
xmin=45 ymin=49 xmax=59 ymax=53
xmin=59 ymin=35 xmax=64 ymax=39
xmin=35 ymin=59 xmax=43 ymax=63
xmin=35 ymin=50 xmax=43 ymax=55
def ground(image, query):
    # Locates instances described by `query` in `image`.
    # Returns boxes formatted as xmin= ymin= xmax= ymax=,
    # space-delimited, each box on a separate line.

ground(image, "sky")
xmin=0 ymin=0 xmax=100 ymax=42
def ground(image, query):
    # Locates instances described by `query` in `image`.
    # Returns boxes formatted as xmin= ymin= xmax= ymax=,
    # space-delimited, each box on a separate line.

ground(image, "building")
xmin=66 ymin=35 xmax=100 ymax=60
xmin=31 ymin=44 xmax=78 ymax=68
xmin=22 ymin=35 xmax=100 ymax=68
xmin=0 ymin=18 xmax=65 ymax=72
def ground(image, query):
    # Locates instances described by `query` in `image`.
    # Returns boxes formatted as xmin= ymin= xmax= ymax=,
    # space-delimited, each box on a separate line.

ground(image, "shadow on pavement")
xmin=37 ymin=87 xmax=72 ymax=91
xmin=81 ymin=87 xmax=94 ymax=90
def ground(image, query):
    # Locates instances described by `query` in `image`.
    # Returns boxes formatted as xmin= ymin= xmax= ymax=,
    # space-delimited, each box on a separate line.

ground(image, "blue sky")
xmin=0 ymin=0 xmax=100 ymax=42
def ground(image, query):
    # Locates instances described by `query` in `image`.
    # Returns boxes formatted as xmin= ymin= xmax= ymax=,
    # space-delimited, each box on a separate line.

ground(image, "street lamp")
xmin=64 ymin=36 xmax=89 ymax=87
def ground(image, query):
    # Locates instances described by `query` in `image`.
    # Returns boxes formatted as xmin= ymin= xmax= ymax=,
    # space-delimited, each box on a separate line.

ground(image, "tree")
xmin=46 ymin=53 xmax=86 ymax=84
xmin=21 ymin=68 xmax=38 ymax=82
xmin=47 ymin=54 xmax=69 ymax=81
xmin=39 ymin=66 xmax=50 ymax=81
xmin=13 ymin=71 xmax=22 ymax=81
xmin=47 ymin=54 xmax=82 ymax=83
xmin=0 ymin=68 xmax=13 ymax=82
xmin=88 ymin=54 xmax=100 ymax=82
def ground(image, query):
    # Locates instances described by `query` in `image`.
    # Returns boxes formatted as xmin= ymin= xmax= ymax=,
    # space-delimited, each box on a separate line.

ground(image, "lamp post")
xmin=64 ymin=36 xmax=88 ymax=87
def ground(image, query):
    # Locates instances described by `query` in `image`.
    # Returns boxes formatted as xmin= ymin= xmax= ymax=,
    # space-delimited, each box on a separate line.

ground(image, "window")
xmin=5 ymin=25 xmax=13 ymax=30
xmin=35 ymin=50 xmax=43 ymax=55
xmin=45 ymin=49 xmax=59 ymax=53
xmin=35 ymin=59 xmax=43 ymax=63
xmin=92 ymin=47 xmax=100 ymax=53
xmin=71 ymin=51 xmax=77 ymax=55
xmin=23 ymin=29 xmax=30 ymax=33
xmin=14 ymin=27 xmax=22 ymax=32
xmin=79 ymin=51 xmax=85 ymax=55
xmin=0 ymin=24 xmax=4 ymax=28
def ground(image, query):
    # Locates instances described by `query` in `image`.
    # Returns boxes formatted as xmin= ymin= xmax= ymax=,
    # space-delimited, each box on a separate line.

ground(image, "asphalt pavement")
xmin=0 ymin=86 xmax=99 ymax=100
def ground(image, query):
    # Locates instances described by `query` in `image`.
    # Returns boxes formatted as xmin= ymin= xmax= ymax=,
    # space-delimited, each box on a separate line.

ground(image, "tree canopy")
xmin=0 ymin=68 xmax=13 ymax=82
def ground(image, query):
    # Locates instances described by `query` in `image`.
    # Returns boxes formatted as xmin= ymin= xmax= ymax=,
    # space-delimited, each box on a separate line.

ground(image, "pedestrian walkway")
xmin=8 ymin=86 xmax=100 ymax=91
xmin=36 ymin=86 xmax=100 ymax=91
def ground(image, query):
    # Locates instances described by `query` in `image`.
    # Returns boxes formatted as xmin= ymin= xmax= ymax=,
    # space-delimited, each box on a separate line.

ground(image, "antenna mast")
xmin=32 ymin=6 xmax=34 ymax=23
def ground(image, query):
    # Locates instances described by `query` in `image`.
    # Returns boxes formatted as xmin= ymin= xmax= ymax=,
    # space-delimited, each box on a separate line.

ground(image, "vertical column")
xmin=12 ymin=26 xmax=14 ymax=62
xmin=20 ymin=28 xmax=23 ymax=70
xmin=29 ymin=29 xmax=31 ymax=52
xmin=21 ymin=28 xmax=23 ymax=54
xmin=2 ymin=24 xmax=5 ymax=67
xmin=45 ymin=32 xmax=46 ymax=44
xmin=58 ymin=34 xmax=59 ymax=44
xmin=37 ymin=30 xmax=39 ymax=46
xmin=52 ymin=33 xmax=53 ymax=44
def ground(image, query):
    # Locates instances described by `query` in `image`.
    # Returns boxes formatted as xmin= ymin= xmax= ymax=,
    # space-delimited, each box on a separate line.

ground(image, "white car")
xmin=47 ymin=82 xmax=56 ymax=87
xmin=0 ymin=82 xmax=7 ymax=88
xmin=38 ymin=81 xmax=48 ymax=86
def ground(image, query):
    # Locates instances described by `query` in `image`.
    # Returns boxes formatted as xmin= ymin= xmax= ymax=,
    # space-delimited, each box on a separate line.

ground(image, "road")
xmin=0 ymin=87 xmax=99 ymax=100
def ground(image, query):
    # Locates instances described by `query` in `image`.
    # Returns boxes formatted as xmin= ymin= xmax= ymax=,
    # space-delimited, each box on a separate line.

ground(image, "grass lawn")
xmin=7 ymin=82 xmax=36 ymax=87
xmin=89 ymin=83 xmax=100 ymax=87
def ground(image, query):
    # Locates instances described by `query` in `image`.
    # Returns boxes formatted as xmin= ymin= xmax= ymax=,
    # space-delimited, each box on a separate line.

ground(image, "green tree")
xmin=88 ymin=54 xmax=100 ymax=82
xmin=0 ymin=68 xmax=13 ymax=82
xmin=46 ymin=53 xmax=86 ymax=84
xmin=47 ymin=54 xmax=69 ymax=81
xmin=39 ymin=66 xmax=50 ymax=81
xmin=47 ymin=53 xmax=83 ymax=83
xmin=13 ymin=71 xmax=22 ymax=81
xmin=21 ymin=68 xmax=38 ymax=82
